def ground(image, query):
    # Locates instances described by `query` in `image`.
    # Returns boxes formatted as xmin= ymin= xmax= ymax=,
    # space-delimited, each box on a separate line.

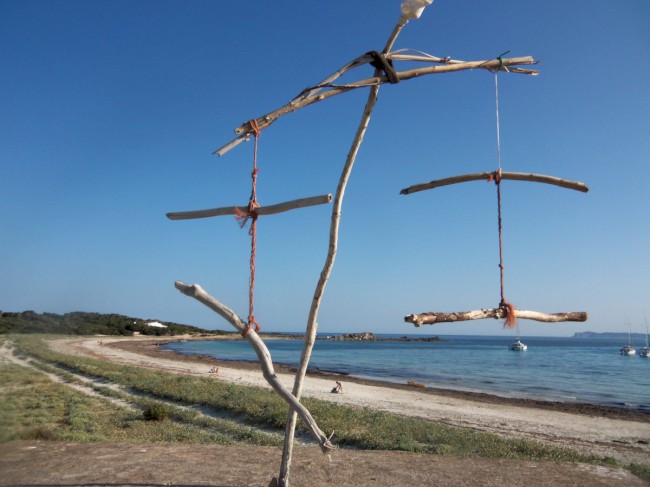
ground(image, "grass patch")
xmin=629 ymin=463 xmax=650 ymax=482
xmin=6 ymin=334 xmax=648 ymax=480
xmin=142 ymin=402 xmax=171 ymax=421
xmin=2 ymin=341 xmax=281 ymax=446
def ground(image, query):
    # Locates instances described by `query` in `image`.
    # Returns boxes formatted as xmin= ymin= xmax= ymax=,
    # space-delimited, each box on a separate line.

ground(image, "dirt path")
xmin=1 ymin=440 xmax=647 ymax=487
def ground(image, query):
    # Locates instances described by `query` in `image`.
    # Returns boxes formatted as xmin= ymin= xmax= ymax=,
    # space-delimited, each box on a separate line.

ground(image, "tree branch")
xmin=400 ymin=171 xmax=589 ymax=195
xmin=167 ymin=194 xmax=332 ymax=221
xmin=404 ymin=309 xmax=588 ymax=327
xmin=174 ymin=281 xmax=335 ymax=453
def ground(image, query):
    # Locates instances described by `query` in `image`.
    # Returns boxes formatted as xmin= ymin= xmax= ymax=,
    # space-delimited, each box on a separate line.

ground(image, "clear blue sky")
xmin=2 ymin=1 xmax=648 ymax=336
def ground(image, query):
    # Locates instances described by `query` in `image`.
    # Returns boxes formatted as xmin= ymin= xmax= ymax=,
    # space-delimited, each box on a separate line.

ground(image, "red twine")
xmin=489 ymin=169 xmax=517 ymax=328
xmin=239 ymin=119 xmax=262 ymax=337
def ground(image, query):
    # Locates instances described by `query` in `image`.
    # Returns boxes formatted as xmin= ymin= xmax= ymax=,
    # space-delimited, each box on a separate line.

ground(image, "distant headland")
xmin=573 ymin=331 xmax=647 ymax=340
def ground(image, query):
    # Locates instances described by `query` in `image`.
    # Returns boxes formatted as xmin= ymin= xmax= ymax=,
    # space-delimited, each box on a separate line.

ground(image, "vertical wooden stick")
xmin=276 ymin=18 xmax=408 ymax=487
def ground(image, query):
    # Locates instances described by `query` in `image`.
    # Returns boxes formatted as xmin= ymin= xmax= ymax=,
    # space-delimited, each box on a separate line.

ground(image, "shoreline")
xmin=48 ymin=335 xmax=650 ymax=464
xmin=137 ymin=335 xmax=649 ymax=421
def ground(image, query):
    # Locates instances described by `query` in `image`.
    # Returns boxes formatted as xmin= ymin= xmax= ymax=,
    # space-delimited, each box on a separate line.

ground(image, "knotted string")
xmin=237 ymin=119 xmax=262 ymax=336
xmin=490 ymin=68 xmax=517 ymax=328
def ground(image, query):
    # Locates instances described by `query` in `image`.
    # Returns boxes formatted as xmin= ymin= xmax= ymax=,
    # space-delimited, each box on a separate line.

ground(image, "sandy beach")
xmin=2 ymin=334 xmax=649 ymax=486
xmin=48 ymin=335 xmax=650 ymax=465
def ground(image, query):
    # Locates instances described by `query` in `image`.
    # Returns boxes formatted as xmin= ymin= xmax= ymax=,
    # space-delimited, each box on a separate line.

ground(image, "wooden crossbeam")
xmin=405 ymin=309 xmax=588 ymax=327
xmin=167 ymin=194 xmax=332 ymax=221
xmin=214 ymin=56 xmax=538 ymax=157
xmin=400 ymin=171 xmax=589 ymax=195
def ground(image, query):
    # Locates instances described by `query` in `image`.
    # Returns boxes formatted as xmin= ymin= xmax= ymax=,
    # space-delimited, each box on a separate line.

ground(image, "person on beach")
xmin=331 ymin=381 xmax=343 ymax=393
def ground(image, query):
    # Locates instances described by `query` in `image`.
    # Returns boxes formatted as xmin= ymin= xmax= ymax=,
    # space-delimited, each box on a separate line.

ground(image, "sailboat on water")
xmin=509 ymin=321 xmax=527 ymax=351
xmin=640 ymin=316 xmax=649 ymax=358
xmin=619 ymin=322 xmax=636 ymax=356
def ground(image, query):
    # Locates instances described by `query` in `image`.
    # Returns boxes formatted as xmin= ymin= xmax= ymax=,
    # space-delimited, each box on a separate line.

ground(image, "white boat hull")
xmin=510 ymin=340 xmax=527 ymax=351
xmin=620 ymin=346 xmax=636 ymax=356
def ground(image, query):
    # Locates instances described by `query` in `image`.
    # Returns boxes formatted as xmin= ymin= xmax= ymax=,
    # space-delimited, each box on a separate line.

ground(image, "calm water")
xmin=163 ymin=335 xmax=650 ymax=411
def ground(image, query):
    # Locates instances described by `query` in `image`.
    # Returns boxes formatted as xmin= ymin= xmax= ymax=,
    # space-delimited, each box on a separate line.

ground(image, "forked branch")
xmin=174 ymin=281 xmax=335 ymax=453
xmin=405 ymin=309 xmax=588 ymax=327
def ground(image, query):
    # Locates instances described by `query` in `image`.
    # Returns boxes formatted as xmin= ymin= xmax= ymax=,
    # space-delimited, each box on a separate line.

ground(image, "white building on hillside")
xmin=146 ymin=321 xmax=167 ymax=328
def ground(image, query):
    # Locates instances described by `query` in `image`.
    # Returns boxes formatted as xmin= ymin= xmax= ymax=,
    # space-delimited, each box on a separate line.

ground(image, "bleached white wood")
xmin=214 ymin=56 xmax=537 ymax=157
xmin=167 ymin=194 xmax=332 ymax=221
xmin=400 ymin=171 xmax=589 ymax=195
xmin=405 ymin=309 xmax=588 ymax=326
xmin=174 ymin=281 xmax=335 ymax=453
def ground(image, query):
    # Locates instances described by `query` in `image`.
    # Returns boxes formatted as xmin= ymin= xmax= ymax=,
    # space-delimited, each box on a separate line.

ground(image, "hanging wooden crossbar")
xmin=405 ymin=309 xmax=588 ymax=327
xmin=400 ymin=171 xmax=589 ymax=195
xmin=401 ymin=170 xmax=589 ymax=326
xmin=166 ymin=194 xmax=332 ymax=221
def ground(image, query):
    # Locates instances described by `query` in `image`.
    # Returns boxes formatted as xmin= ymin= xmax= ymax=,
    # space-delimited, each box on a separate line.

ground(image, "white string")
xmin=494 ymin=71 xmax=502 ymax=170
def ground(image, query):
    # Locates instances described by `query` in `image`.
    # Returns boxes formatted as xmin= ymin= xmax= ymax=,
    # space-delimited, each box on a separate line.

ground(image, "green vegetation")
xmin=0 ymin=363 xmax=260 ymax=444
xmin=3 ymin=334 xmax=648 ymax=482
xmin=142 ymin=402 xmax=171 ymax=421
xmin=0 ymin=310 xmax=228 ymax=336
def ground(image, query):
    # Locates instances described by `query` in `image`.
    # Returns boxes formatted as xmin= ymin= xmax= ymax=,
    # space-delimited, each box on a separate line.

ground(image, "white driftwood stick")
xmin=174 ymin=281 xmax=335 ymax=452
xmin=233 ymin=57 xmax=535 ymax=136
xmin=214 ymin=56 xmax=537 ymax=157
xmin=388 ymin=52 xmax=536 ymax=75
xmin=400 ymin=171 xmax=589 ymax=195
xmin=279 ymin=22 xmax=409 ymax=487
xmin=405 ymin=309 xmax=588 ymax=327
xmin=166 ymin=194 xmax=332 ymax=221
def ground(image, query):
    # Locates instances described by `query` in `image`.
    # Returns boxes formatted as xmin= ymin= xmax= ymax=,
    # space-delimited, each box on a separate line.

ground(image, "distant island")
xmin=320 ymin=332 xmax=443 ymax=342
xmin=573 ymin=331 xmax=647 ymax=340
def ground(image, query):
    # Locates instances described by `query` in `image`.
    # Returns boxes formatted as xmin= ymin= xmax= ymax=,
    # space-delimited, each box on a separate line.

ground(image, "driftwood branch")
xmin=401 ymin=171 xmax=589 ymax=195
xmin=214 ymin=56 xmax=538 ymax=157
xmin=166 ymin=194 xmax=332 ymax=221
xmin=388 ymin=50 xmax=537 ymax=75
xmin=174 ymin=281 xmax=335 ymax=453
xmin=279 ymin=18 xmax=413 ymax=487
xmin=405 ymin=309 xmax=588 ymax=327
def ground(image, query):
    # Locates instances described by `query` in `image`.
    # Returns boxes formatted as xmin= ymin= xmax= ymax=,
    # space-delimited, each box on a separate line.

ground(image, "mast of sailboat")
xmin=629 ymin=323 xmax=634 ymax=347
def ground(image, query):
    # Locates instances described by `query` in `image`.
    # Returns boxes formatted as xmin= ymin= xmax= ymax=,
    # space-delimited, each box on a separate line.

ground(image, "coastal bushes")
xmin=0 ymin=311 xmax=221 ymax=336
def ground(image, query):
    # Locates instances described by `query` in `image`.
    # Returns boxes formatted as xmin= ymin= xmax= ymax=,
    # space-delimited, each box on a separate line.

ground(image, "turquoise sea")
xmin=163 ymin=335 xmax=650 ymax=412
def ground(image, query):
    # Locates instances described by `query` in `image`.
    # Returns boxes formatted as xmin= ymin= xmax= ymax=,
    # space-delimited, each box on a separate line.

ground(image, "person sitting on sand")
xmin=209 ymin=366 xmax=218 ymax=374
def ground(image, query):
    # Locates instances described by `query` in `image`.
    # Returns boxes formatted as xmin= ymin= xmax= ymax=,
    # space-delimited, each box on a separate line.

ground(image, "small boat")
xmin=640 ymin=318 xmax=649 ymax=358
xmin=620 ymin=323 xmax=636 ymax=356
xmin=509 ymin=321 xmax=527 ymax=351
xmin=509 ymin=338 xmax=528 ymax=351
xmin=620 ymin=344 xmax=636 ymax=356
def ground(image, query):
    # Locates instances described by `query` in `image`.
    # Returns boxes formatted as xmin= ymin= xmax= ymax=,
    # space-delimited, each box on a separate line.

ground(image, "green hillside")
xmin=0 ymin=310 xmax=226 ymax=337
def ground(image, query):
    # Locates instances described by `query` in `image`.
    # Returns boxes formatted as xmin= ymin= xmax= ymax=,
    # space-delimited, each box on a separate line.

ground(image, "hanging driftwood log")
xmin=167 ymin=194 xmax=332 ymax=221
xmin=214 ymin=56 xmax=538 ymax=157
xmin=405 ymin=309 xmax=588 ymax=327
xmin=400 ymin=171 xmax=589 ymax=195
xmin=174 ymin=281 xmax=335 ymax=453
